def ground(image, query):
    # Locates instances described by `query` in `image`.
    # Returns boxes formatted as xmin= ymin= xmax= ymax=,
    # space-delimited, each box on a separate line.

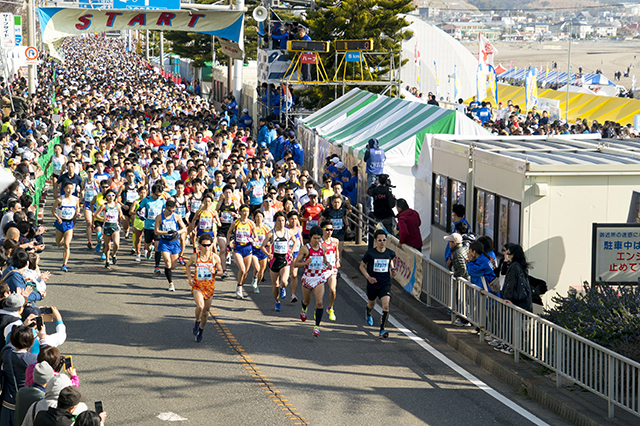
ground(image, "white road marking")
xmin=157 ymin=412 xmax=188 ymax=421
xmin=341 ymin=275 xmax=551 ymax=426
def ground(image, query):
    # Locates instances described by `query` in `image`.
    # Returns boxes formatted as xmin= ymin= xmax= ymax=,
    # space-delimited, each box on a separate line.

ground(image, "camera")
xmin=376 ymin=174 xmax=395 ymax=188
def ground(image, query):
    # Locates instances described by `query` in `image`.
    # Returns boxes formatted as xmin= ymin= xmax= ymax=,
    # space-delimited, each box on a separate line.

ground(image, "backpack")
xmin=512 ymin=264 xmax=532 ymax=302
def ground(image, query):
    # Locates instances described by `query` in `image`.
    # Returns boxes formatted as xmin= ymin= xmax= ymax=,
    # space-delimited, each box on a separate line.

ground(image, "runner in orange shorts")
xmin=185 ymin=233 xmax=223 ymax=343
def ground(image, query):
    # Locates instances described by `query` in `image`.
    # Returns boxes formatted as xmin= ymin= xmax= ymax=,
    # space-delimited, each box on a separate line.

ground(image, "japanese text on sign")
xmin=592 ymin=224 xmax=640 ymax=284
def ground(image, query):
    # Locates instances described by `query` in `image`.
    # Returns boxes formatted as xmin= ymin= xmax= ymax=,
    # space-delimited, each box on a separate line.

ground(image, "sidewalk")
xmin=340 ymin=242 xmax=636 ymax=426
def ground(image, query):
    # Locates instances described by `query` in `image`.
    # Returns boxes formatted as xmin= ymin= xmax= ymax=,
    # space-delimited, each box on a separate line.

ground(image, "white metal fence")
xmin=420 ymin=255 xmax=640 ymax=420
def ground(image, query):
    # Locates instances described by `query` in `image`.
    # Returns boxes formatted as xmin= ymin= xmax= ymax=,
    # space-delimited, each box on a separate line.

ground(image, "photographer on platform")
xmin=367 ymin=174 xmax=396 ymax=233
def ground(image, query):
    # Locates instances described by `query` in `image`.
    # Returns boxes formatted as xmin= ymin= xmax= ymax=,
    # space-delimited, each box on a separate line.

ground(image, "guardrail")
xmin=345 ymin=206 xmax=640 ymax=420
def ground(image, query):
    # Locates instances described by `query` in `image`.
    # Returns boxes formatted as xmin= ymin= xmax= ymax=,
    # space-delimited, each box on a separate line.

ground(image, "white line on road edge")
xmin=341 ymin=275 xmax=551 ymax=426
xmin=157 ymin=412 xmax=188 ymax=421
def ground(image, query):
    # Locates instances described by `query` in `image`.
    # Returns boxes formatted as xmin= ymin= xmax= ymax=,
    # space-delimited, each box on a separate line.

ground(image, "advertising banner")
xmin=384 ymin=229 xmax=424 ymax=299
xmin=591 ymin=223 xmax=640 ymax=285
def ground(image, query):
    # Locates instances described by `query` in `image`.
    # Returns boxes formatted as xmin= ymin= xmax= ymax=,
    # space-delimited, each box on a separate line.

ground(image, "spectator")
xmin=465 ymin=241 xmax=496 ymax=290
xmin=445 ymin=233 xmax=469 ymax=280
xmin=445 ymin=203 xmax=470 ymax=268
xmin=501 ymin=243 xmax=533 ymax=312
xmin=367 ymin=174 xmax=396 ymax=233
xmin=395 ymin=198 xmax=422 ymax=250
xmin=2 ymin=250 xmax=44 ymax=302
xmin=15 ymin=362 xmax=55 ymax=426
xmin=74 ymin=410 xmax=107 ymax=426
xmin=33 ymin=386 xmax=87 ymax=426
xmin=0 ymin=325 xmax=38 ymax=426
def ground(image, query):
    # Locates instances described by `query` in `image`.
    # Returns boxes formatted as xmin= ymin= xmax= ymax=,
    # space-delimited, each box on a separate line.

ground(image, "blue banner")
xmin=345 ymin=52 xmax=362 ymax=62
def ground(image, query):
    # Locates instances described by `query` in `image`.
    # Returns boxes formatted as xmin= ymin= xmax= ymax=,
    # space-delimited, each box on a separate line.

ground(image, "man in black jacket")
xmin=34 ymin=386 xmax=85 ymax=426
xmin=367 ymin=174 xmax=396 ymax=233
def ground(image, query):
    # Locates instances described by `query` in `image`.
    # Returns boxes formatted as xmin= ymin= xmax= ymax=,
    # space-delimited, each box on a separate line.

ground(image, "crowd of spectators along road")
xmin=457 ymin=96 xmax=640 ymax=138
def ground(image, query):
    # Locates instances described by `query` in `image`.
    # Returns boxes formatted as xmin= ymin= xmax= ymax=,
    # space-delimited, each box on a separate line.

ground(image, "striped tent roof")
xmin=302 ymin=89 xmax=482 ymax=164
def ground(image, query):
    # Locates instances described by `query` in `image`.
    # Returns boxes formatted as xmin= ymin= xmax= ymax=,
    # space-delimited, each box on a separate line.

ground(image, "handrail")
xmin=345 ymin=202 xmax=640 ymax=420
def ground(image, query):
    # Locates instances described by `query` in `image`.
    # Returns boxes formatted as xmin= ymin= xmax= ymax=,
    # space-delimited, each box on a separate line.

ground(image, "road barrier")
xmin=346 ymin=207 xmax=640 ymax=420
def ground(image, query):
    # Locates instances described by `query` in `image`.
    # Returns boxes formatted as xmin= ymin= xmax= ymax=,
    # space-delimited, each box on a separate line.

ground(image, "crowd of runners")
xmin=2 ymin=36 xmax=396 ymax=348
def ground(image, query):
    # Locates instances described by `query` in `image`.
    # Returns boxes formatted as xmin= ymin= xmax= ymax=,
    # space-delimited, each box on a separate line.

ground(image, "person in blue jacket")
xmin=363 ymin=138 xmax=385 ymax=212
xmin=2 ymin=250 xmax=43 ymax=302
xmin=272 ymin=128 xmax=286 ymax=161
xmin=466 ymin=241 xmax=496 ymax=290
xmin=257 ymin=118 xmax=268 ymax=147
xmin=238 ymin=109 xmax=253 ymax=130
xmin=343 ymin=166 xmax=358 ymax=203
xmin=290 ymin=134 xmax=304 ymax=167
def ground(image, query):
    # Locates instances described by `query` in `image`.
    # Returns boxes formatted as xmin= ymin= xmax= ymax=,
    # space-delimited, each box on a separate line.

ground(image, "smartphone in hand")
xmin=64 ymin=356 xmax=73 ymax=371
xmin=95 ymin=401 xmax=104 ymax=413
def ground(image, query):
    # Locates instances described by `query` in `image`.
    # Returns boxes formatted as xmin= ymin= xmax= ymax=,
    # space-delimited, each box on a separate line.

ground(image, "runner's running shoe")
xmin=196 ymin=328 xmax=203 ymax=343
xmin=327 ymin=307 xmax=336 ymax=321
xmin=154 ymin=267 xmax=162 ymax=275
xmin=251 ymin=278 xmax=260 ymax=294
xmin=135 ymin=254 xmax=141 ymax=262
xmin=366 ymin=314 xmax=373 ymax=326
xmin=275 ymin=302 xmax=281 ymax=312
xmin=300 ymin=308 xmax=307 ymax=322
xmin=312 ymin=326 xmax=320 ymax=337
xmin=279 ymin=287 xmax=286 ymax=300
xmin=178 ymin=256 xmax=185 ymax=266
xmin=193 ymin=321 xmax=200 ymax=336
xmin=61 ymin=265 xmax=68 ymax=272
xmin=101 ymin=253 xmax=106 ymax=261
xmin=290 ymin=295 xmax=298 ymax=303
xmin=236 ymin=287 xmax=244 ymax=299
xmin=112 ymin=255 xmax=117 ymax=265
xmin=379 ymin=330 xmax=389 ymax=339
xmin=168 ymin=283 xmax=175 ymax=292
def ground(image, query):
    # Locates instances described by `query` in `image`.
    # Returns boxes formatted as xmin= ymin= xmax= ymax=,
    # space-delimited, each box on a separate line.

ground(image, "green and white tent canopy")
xmin=301 ymin=88 xmax=487 ymax=167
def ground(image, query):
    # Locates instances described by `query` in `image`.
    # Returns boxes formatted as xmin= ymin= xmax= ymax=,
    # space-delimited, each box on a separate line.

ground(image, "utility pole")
xmin=159 ymin=32 xmax=164 ymax=69
xmin=566 ymin=21 xmax=572 ymax=122
xmin=27 ymin=0 xmax=36 ymax=95
xmin=233 ymin=0 xmax=245 ymax=105
xmin=145 ymin=30 xmax=150 ymax=61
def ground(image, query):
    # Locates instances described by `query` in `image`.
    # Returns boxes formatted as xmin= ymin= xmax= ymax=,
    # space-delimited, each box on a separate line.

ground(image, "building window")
xmin=477 ymin=188 xmax=521 ymax=247
xmin=433 ymin=174 xmax=447 ymax=229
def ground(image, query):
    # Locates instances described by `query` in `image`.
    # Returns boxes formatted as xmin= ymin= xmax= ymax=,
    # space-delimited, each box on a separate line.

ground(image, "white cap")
xmin=330 ymin=157 xmax=340 ymax=164
xmin=336 ymin=161 xmax=345 ymax=168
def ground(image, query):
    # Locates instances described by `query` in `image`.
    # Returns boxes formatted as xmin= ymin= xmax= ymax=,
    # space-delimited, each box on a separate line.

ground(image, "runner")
xmin=287 ymin=210 xmax=303 ymax=303
xmin=249 ymin=210 xmax=269 ymax=295
xmin=227 ymin=205 xmax=256 ymax=299
xmin=117 ymin=168 xmax=139 ymax=239
xmin=49 ymin=144 xmax=66 ymax=196
xmin=155 ymin=199 xmax=188 ymax=291
xmin=51 ymin=181 xmax=80 ymax=272
xmin=90 ymin=179 xmax=112 ymax=259
xmin=322 ymin=194 xmax=348 ymax=261
xmin=210 ymin=171 xmax=226 ymax=207
xmin=320 ymin=219 xmax=341 ymax=321
xmin=131 ymin=186 xmax=148 ymax=262
xmin=187 ymin=178 xmax=205 ymax=247
xmin=293 ymin=226 xmax=330 ymax=337
xmin=216 ymin=184 xmax=240 ymax=277
xmin=81 ymin=164 xmax=99 ymax=249
xmin=185 ymin=234 xmax=223 ymax=343
xmin=162 ymin=160 xmax=180 ymax=196
xmin=94 ymin=189 xmax=123 ymax=269
xmin=189 ymin=192 xmax=221 ymax=253
xmin=138 ymin=184 xmax=166 ymax=274
xmin=245 ymin=168 xmax=266 ymax=216
xmin=172 ymin=180 xmax=189 ymax=264
xmin=359 ymin=229 xmax=397 ymax=339
xmin=300 ymin=189 xmax=323 ymax=243
xmin=262 ymin=211 xmax=292 ymax=311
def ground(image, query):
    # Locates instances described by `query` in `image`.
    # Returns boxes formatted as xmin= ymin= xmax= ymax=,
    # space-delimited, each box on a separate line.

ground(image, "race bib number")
xmin=84 ymin=187 xmax=97 ymax=201
xmin=373 ymin=259 xmax=389 ymax=273
xmin=221 ymin=212 xmax=233 ymax=223
xmin=305 ymin=220 xmax=318 ymax=231
xmin=166 ymin=179 xmax=176 ymax=190
xmin=106 ymin=209 xmax=118 ymax=223
xmin=148 ymin=206 xmax=161 ymax=220
xmin=126 ymin=190 xmax=138 ymax=203
xmin=332 ymin=218 xmax=344 ymax=231
xmin=60 ymin=206 xmax=75 ymax=220
xmin=175 ymin=206 xmax=187 ymax=218
xmin=196 ymin=265 xmax=213 ymax=281
xmin=274 ymin=241 xmax=288 ymax=254
xmin=252 ymin=186 xmax=264 ymax=198
xmin=326 ymin=253 xmax=336 ymax=266
xmin=162 ymin=219 xmax=177 ymax=232
xmin=199 ymin=217 xmax=213 ymax=230
xmin=309 ymin=256 xmax=323 ymax=269
xmin=214 ymin=189 xmax=223 ymax=200
xmin=191 ymin=199 xmax=202 ymax=211
xmin=236 ymin=229 xmax=250 ymax=244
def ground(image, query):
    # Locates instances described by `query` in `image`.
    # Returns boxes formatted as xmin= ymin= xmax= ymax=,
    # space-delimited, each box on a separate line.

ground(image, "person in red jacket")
xmin=396 ymin=198 xmax=422 ymax=251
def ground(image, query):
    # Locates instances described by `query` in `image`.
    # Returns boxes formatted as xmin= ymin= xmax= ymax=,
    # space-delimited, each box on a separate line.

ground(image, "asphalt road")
xmin=37 ymin=218 xmax=570 ymax=426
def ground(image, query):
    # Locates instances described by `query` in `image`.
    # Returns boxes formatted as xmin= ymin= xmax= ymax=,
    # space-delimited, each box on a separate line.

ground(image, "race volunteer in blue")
xmin=363 ymin=138 xmax=385 ymax=210
xmin=56 ymin=161 xmax=83 ymax=197
xmin=359 ymin=229 xmax=396 ymax=339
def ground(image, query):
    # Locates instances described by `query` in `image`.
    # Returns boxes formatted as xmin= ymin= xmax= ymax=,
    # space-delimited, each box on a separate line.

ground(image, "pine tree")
xmin=300 ymin=0 xmax=415 ymax=106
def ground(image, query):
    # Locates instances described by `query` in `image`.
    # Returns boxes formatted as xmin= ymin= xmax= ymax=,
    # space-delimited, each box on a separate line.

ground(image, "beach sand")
xmin=463 ymin=40 xmax=640 ymax=89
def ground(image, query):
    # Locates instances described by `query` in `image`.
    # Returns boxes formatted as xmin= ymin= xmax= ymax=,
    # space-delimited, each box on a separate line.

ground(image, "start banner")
xmin=39 ymin=8 xmax=244 ymax=60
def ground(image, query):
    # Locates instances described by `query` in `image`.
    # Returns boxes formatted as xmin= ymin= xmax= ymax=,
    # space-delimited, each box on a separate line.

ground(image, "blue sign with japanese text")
xmin=113 ymin=0 xmax=181 ymax=10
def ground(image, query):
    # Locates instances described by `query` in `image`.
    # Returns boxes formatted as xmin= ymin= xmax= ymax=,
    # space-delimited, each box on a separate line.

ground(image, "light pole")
xmin=27 ymin=0 xmax=36 ymax=95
